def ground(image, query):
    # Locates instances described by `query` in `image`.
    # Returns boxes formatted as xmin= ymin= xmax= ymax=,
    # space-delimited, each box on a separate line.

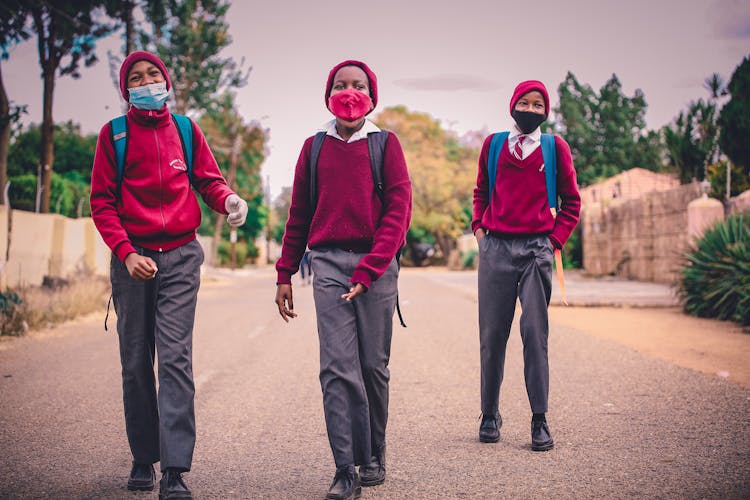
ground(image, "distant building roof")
xmin=580 ymin=168 xmax=679 ymax=205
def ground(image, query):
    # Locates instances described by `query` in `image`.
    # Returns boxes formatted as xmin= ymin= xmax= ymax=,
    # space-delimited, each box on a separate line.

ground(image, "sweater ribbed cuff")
xmin=115 ymin=242 xmax=137 ymax=263
xmin=549 ymin=234 xmax=563 ymax=250
xmin=276 ymin=272 xmax=292 ymax=285
xmin=350 ymin=269 xmax=372 ymax=290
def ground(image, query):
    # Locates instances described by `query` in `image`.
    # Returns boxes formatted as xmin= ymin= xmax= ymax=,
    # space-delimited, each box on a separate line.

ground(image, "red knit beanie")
xmin=509 ymin=80 xmax=549 ymax=117
xmin=325 ymin=60 xmax=378 ymax=114
xmin=119 ymin=51 xmax=171 ymax=101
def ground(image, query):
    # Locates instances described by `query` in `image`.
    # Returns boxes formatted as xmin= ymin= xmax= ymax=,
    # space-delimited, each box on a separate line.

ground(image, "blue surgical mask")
xmin=128 ymin=82 xmax=170 ymax=110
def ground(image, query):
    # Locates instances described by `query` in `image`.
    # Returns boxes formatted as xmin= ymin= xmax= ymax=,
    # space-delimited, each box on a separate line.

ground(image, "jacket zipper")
xmin=155 ymin=127 xmax=166 ymax=241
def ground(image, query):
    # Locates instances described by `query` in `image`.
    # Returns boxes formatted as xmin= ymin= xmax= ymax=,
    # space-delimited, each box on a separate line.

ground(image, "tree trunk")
xmin=40 ymin=65 xmax=55 ymax=213
xmin=0 ymin=62 xmax=10 ymax=205
xmin=124 ymin=0 xmax=134 ymax=55
xmin=34 ymin=7 xmax=57 ymax=214
xmin=212 ymin=211 xmax=226 ymax=265
xmin=435 ymin=232 xmax=454 ymax=264
xmin=211 ymin=132 xmax=241 ymax=266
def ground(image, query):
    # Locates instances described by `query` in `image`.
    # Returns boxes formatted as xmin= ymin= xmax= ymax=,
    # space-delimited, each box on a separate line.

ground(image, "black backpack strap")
xmin=367 ymin=130 xmax=389 ymax=204
xmin=309 ymin=131 xmax=327 ymax=212
xmin=367 ymin=130 xmax=407 ymax=328
xmin=394 ymin=246 xmax=406 ymax=328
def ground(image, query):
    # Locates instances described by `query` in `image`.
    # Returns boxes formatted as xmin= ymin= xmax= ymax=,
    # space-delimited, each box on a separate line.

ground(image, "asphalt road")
xmin=0 ymin=267 xmax=748 ymax=499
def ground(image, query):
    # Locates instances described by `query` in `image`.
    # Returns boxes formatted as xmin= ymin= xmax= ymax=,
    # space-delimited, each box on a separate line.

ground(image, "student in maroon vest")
xmin=472 ymin=80 xmax=581 ymax=452
xmin=275 ymin=60 xmax=411 ymax=499
xmin=90 ymin=50 xmax=248 ymax=498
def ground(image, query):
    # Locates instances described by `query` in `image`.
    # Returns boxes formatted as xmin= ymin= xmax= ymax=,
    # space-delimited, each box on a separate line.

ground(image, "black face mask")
xmin=512 ymin=110 xmax=546 ymax=134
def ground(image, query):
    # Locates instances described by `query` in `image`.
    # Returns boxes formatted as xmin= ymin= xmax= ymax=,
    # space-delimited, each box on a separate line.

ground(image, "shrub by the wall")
xmin=678 ymin=215 xmax=750 ymax=326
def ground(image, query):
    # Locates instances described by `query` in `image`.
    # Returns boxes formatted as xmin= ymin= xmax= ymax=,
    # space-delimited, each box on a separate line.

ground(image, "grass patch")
xmin=1 ymin=276 xmax=110 ymax=336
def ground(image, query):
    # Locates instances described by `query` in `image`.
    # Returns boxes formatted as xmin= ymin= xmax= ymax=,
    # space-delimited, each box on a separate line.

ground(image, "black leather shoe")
xmin=325 ymin=465 xmax=361 ymax=500
xmin=479 ymin=413 xmax=501 ymax=443
xmin=531 ymin=419 xmax=554 ymax=451
xmin=158 ymin=469 xmax=192 ymax=499
xmin=127 ymin=462 xmax=155 ymax=491
xmin=360 ymin=444 xmax=386 ymax=486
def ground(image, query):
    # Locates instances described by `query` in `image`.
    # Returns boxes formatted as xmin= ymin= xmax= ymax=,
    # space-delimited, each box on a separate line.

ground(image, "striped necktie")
xmin=513 ymin=135 xmax=526 ymax=160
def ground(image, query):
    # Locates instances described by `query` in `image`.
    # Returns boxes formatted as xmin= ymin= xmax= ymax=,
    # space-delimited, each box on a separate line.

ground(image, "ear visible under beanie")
xmin=119 ymin=51 xmax=171 ymax=101
xmin=509 ymin=80 xmax=549 ymax=117
xmin=325 ymin=60 xmax=378 ymax=113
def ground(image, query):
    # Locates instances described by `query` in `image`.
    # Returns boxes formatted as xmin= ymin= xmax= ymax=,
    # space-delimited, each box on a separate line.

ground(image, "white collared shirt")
xmin=322 ymin=118 xmax=381 ymax=143
xmin=508 ymin=126 xmax=542 ymax=160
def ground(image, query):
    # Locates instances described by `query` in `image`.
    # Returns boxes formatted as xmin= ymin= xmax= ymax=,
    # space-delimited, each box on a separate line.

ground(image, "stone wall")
xmin=582 ymin=183 xmax=703 ymax=284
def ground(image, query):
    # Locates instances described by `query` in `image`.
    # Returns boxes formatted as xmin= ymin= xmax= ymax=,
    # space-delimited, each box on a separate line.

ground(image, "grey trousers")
xmin=110 ymin=239 xmax=203 ymax=471
xmin=478 ymin=234 xmax=553 ymax=415
xmin=310 ymin=247 xmax=398 ymax=468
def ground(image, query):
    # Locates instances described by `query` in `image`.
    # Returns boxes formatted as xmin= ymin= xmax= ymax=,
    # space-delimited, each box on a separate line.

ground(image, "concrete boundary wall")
xmin=4 ymin=210 xmax=110 ymax=289
xmin=582 ymin=183 xmax=703 ymax=284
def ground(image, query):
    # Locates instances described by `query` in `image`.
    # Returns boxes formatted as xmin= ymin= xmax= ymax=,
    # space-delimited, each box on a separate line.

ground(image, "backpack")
xmin=308 ymin=130 xmax=407 ymax=327
xmin=309 ymin=130 xmax=389 ymax=209
xmin=487 ymin=132 xmax=558 ymax=211
xmin=110 ymin=113 xmax=195 ymax=194
xmin=486 ymin=131 xmax=569 ymax=304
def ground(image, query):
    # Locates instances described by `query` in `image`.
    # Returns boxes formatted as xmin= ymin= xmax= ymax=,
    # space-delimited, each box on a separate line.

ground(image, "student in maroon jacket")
xmin=275 ymin=60 xmax=411 ymax=500
xmin=90 ymin=51 xmax=248 ymax=498
xmin=472 ymin=80 xmax=580 ymax=452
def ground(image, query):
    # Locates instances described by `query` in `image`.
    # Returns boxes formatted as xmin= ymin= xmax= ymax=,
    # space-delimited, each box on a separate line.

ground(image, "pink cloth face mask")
xmin=328 ymin=89 xmax=373 ymax=121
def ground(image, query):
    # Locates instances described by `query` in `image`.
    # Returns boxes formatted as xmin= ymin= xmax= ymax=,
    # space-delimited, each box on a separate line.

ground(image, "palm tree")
xmin=703 ymin=73 xmax=728 ymax=100
xmin=703 ymin=73 xmax=730 ymax=198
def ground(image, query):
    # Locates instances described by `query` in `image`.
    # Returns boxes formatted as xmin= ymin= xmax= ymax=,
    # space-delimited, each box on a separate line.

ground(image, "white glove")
xmin=225 ymin=194 xmax=248 ymax=228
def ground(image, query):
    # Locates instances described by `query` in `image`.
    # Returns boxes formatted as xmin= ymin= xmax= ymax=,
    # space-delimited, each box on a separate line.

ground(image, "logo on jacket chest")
xmin=170 ymin=158 xmax=187 ymax=171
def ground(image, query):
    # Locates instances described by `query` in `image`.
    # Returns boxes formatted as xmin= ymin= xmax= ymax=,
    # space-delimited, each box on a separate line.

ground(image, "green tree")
xmin=8 ymin=121 xmax=96 ymax=178
xmin=375 ymin=106 xmax=478 ymax=261
xmin=719 ymin=54 xmax=750 ymax=179
xmin=707 ymin=160 xmax=750 ymax=199
xmin=8 ymin=171 xmax=78 ymax=216
xmin=197 ymin=92 xmax=268 ymax=265
xmin=0 ymin=1 xmax=31 ymax=204
xmin=663 ymin=99 xmax=718 ymax=183
xmin=103 ymin=0 xmax=137 ymax=55
xmin=22 ymin=1 xmax=113 ymax=212
xmin=139 ymin=0 xmax=248 ymax=115
xmin=270 ymin=186 xmax=292 ymax=243
xmin=7 ymin=121 xmax=96 ymax=214
xmin=553 ymin=72 xmax=662 ymax=186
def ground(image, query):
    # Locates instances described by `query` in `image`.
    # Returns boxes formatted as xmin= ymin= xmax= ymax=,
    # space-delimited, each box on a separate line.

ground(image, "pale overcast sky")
xmin=4 ymin=0 xmax=750 ymax=196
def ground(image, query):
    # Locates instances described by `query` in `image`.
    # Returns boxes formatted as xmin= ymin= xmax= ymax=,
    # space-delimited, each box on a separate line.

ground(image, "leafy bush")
xmin=0 ymin=292 xmax=25 ymax=336
xmin=563 ymin=225 xmax=582 ymax=269
xmin=678 ymin=215 xmax=750 ymax=326
xmin=461 ymin=248 xmax=478 ymax=270
xmin=217 ymin=240 xmax=249 ymax=267
xmin=8 ymin=172 xmax=88 ymax=217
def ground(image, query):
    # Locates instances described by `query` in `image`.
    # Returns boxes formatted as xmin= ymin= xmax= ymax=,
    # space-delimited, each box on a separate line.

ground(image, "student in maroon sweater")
xmin=275 ymin=60 xmax=411 ymax=499
xmin=472 ymin=80 xmax=580 ymax=452
xmin=90 ymin=51 xmax=247 ymax=498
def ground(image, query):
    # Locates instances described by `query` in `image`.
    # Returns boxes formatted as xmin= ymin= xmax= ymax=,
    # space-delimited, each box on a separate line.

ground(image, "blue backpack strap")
xmin=308 ymin=131 xmax=328 ymax=211
xmin=540 ymin=133 xmax=557 ymax=210
xmin=171 ymin=113 xmax=194 ymax=183
xmin=487 ymin=131 xmax=509 ymax=195
xmin=109 ymin=115 xmax=128 ymax=193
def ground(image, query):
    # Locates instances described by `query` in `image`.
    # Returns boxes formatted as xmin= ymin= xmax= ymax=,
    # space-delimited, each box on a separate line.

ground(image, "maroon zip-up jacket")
xmin=90 ymin=106 xmax=234 ymax=262
xmin=472 ymin=134 xmax=580 ymax=249
xmin=276 ymin=133 xmax=412 ymax=289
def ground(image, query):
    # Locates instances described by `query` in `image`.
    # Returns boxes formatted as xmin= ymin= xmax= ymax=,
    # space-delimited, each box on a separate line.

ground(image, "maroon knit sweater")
xmin=471 ymin=135 xmax=580 ymax=249
xmin=276 ymin=133 xmax=412 ymax=288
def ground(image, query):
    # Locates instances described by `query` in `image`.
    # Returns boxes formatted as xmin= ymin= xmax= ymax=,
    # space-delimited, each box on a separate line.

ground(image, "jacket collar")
xmin=127 ymin=105 xmax=171 ymax=128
